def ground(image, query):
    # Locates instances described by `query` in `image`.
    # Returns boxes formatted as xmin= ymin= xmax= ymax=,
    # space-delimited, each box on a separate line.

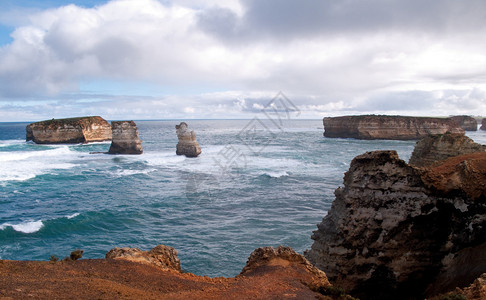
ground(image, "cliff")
xmin=450 ymin=115 xmax=478 ymax=131
xmin=323 ymin=115 xmax=464 ymax=140
xmin=409 ymin=133 xmax=486 ymax=167
xmin=108 ymin=121 xmax=143 ymax=155
xmin=0 ymin=245 xmax=338 ymax=299
xmin=176 ymin=122 xmax=201 ymax=157
xmin=305 ymin=150 xmax=486 ymax=299
xmin=26 ymin=116 xmax=112 ymax=144
xmin=481 ymin=118 xmax=486 ymax=131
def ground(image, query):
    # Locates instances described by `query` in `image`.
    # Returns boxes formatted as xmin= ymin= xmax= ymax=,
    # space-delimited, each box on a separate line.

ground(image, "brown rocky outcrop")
xmin=0 ymin=245 xmax=339 ymax=299
xmin=450 ymin=115 xmax=478 ymax=131
xmin=106 ymin=244 xmax=180 ymax=271
xmin=409 ymin=133 xmax=486 ymax=167
xmin=26 ymin=116 xmax=112 ymax=144
xmin=305 ymin=150 xmax=486 ymax=300
xmin=323 ymin=115 xmax=464 ymax=140
xmin=176 ymin=122 xmax=201 ymax=157
xmin=108 ymin=121 xmax=143 ymax=155
xmin=481 ymin=118 xmax=486 ymax=131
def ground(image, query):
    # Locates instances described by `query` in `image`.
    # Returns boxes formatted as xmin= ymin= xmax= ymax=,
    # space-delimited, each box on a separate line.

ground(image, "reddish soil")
xmin=0 ymin=257 xmax=330 ymax=299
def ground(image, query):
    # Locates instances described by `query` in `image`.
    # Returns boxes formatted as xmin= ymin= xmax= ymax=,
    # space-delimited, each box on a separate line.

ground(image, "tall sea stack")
xmin=175 ymin=122 xmax=201 ymax=157
xmin=108 ymin=121 xmax=143 ymax=155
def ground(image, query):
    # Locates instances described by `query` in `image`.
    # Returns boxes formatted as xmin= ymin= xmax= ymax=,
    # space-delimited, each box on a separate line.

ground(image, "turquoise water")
xmin=1 ymin=119 xmax=484 ymax=277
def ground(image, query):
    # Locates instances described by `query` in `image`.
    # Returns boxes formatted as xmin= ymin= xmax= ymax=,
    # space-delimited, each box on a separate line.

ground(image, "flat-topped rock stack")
xmin=108 ymin=121 xmax=143 ymax=155
xmin=26 ymin=116 xmax=112 ymax=144
xmin=450 ymin=115 xmax=478 ymax=131
xmin=481 ymin=118 xmax=486 ymax=131
xmin=323 ymin=115 xmax=464 ymax=140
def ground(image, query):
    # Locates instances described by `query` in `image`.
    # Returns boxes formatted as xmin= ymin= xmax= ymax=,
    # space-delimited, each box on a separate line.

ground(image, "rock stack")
xmin=108 ymin=121 xmax=143 ymax=155
xmin=481 ymin=118 xmax=486 ymax=131
xmin=175 ymin=122 xmax=201 ymax=157
xmin=450 ymin=115 xmax=478 ymax=131
xmin=409 ymin=133 xmax=486 ymax=167
xmin=306 ymin=149 xmax=486 ymax=299
xmin=323 ymin=115 xmax=464 ymax=140
xmin=26 ymin=116 xmax=112 ymax=144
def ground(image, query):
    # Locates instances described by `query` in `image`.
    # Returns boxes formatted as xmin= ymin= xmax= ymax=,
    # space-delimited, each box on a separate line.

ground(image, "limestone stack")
xmin=481 ymin=118 xmax=486 ymax=131
xmin=175 ymin=122 xmax=201 ymax=157
xmin=305 ymin=150 xmax=486 ymax=299
xmin=323 ymin=115 xmax=464 ymax=140
xmin=108 ymin=121 xmax=143 ymax=154
xmin=26 ymin=116 xmax=112 ymax=144
xmin=409 ymin=133 xmax=486 ymax=167
xmin=450 ymin=115 xmax=478 ymax=131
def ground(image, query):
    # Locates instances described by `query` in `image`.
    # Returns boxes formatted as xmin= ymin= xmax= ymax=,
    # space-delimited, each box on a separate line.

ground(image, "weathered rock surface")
xmin=440 ymin=273 xmax=486 ymax=300
xmin=323 ymin=115 xmax=464 ymax=140
xmin=26 ymin=116 xmax=112 ymax=144
xmin=106 ymin=244 xmax=180 ymax=271
xmin=0 ymin=245 xmax=338 ymax=299
xmin=306 ymin=150 xmax=486 ymax=299
xmin=409 ymin=133 xmax=486 ymax=167
xmin=108 ymin=121 xmax=143 ymax=155
xmin=450 ymin=115 xmax=478 ymax=131
xmin=481 ymin=118 xmax=486 ymax=131
xmin=175 ymin=122 xmax=201 ymax=157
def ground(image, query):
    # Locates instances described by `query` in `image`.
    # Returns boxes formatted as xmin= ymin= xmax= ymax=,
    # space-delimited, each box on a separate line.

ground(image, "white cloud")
xmin=0 ymin=0 xmax=486 ymax=121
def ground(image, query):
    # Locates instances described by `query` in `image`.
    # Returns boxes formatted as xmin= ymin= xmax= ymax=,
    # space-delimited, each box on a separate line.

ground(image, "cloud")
xmin=0 ymin=0 xmax=486 ymax=121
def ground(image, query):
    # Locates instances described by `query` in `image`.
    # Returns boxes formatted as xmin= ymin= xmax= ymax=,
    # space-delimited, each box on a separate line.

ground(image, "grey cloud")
xmin=198 ymin=0 xmax=486 ymax=42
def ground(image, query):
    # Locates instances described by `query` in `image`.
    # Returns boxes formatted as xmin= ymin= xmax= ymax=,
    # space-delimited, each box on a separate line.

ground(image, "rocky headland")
xmin=0 ymin=245 xmax=338 ymax=299
xmin=323 ymin=115 xmax=464 ymax=140
xmin=26 ymin=116 xmax=112 ymax=144
xmin=108 ymin=121 xmax=143 ymax=154
xmin=305 ymin=147 xmax=486 ymax=299
xmin=175 ymin=122 xmax=201 ymax=157
xmin=450 ymin=115 xmax=478 ymax=131
xmin=409 ymin=133 xmax=486 ymax=167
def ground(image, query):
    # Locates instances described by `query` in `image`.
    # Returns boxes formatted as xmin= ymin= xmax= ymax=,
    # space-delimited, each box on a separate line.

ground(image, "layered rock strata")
xmin=108 ymin=121 xmax=143 ymax=155
xmin=26 ymin=116 xmax=112 ymax=144
xmin=175 ymin=122 xmax=201 ymax=157
xmin=450 ymin=115 xmax=478 ymax=131
xmin=409 ymin=133 xmax=486 ymax=167
xmin=482 ymin=118 xmax=486 ymax=131
xmin=306 ymin=150 xmax=486 ymax=299
xmin=323 ymin=115 xmax=464 ymax=140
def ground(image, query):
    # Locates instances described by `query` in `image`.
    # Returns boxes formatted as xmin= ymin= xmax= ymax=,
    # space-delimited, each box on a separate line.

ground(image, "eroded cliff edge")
xmin=26 ymin=116 xmax=112 ymax=144
xmin=305 ymin=150 xmax=486 ymax=299
xmin=323 ymin=115 xmax=464 ymax=140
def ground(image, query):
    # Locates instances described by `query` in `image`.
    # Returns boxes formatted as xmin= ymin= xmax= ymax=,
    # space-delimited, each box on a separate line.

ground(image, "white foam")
xmin=0 ymin=220 xmax=44 ymax=233
xmin=114 ymin=169 xmax=157 ymax=177
xmin=66 ymin=213 xmax=80 ymax=219
xmin=0 ymin=140 xmax=25 ymax=147
xmin=262 ymin=171 xmax=289 ymax=178
xmin=0 ymin=146 xmax=77 ymax=182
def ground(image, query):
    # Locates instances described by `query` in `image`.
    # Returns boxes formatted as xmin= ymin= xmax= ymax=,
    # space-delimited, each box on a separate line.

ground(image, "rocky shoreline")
xmin=6 ymin=116 xmax=486 ymax=299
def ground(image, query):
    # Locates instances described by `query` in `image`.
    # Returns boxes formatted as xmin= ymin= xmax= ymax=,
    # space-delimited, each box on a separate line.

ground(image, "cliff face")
xmin=409 ymin=133 xmax=486 ymax=167
xmin=481 ymin=118 xmax=486 ymax=131
xmin=108 ymin=121 xmax=143 ymax=155
xmin=305 ymin=150 xmax=486 ymax=299
xmin=323 ymin=115 xmax=464 ymax=140
xmin=450 ymin=115 xmax=478 ymax=131
xmin=26 ymin=116 xmax=112 ymax=144
xmin=175 ymin=122 xmax=201 ymax=157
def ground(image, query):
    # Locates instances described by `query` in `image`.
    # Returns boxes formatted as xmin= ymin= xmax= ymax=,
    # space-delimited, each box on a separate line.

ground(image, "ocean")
xmin=1 ymin=119 xmax=485 ymax=277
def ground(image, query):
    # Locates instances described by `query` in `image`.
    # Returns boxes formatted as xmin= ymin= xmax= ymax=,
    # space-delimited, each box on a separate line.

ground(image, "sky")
xmin=1 ymin=0 xmax=486 ymax=121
